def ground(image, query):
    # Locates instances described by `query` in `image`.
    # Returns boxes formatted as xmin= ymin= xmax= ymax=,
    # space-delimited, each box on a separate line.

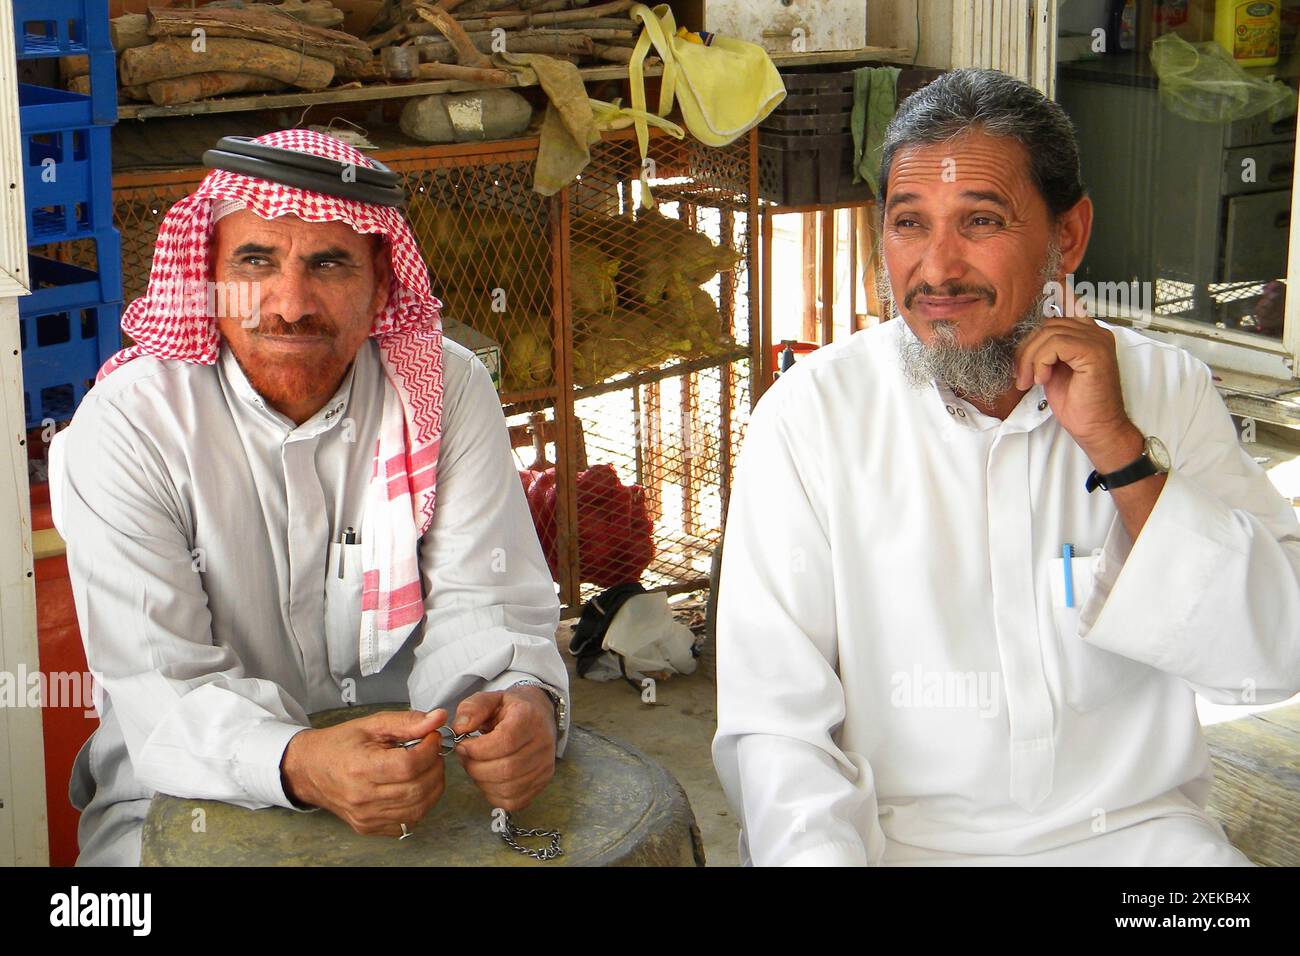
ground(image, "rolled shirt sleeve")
xmin=711 ymin=380 xmax=886 ymax=866
xmin=51 ymin=400 xmax=311 ymax=810
xmin=406 ymin=355 xmax=570 ymax=754
xmin=1079 ymin=359 xmax=1300 ymax=704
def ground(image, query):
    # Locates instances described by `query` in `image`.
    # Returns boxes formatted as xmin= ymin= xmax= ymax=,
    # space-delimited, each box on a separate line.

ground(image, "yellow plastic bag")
xmin=627 ymin=3 xmax=785 ymax=207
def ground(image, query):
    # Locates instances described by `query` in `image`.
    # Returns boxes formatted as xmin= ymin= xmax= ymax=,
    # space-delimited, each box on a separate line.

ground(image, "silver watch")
xmin=511 ymin=679 xmax=568 ymax=733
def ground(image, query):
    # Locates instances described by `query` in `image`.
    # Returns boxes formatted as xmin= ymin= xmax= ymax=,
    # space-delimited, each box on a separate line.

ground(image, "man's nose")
xmin=914 ymin=226 xmax=969 ymax=290
xmin=259 ymin=265 xmax=320 ymax=323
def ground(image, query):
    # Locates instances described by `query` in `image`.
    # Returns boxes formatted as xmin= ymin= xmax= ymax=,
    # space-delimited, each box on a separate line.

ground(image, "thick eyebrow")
xmin=229 ymin=242 xmax=362 ymax=264
xmin=958 ymin=190 xmax=1011 ymax=211
xmin=885 ymin=189 xmax=1012 ymax=214
xmin=230 ymin=242 xmax=278 ymax=258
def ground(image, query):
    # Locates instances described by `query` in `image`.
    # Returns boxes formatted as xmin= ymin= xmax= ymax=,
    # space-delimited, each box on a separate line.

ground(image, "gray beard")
xmin=891 ymin=244 xmax=1062 ymax=405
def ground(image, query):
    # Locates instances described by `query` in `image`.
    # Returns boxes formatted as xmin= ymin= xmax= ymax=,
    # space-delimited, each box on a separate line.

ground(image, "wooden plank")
xmin=1204 ymin=706 xmax=1300 ymax=866
xmin=114 ymin=46 xmax=914 ymax=121
xmin=118 ymin=62 xmax=664 ymax=120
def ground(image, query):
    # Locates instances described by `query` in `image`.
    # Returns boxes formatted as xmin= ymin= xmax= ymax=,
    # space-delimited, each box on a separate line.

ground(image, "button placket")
xmin=985 ymin=430 xmax=1056 ymax=810
xmin=282 ymin=436 xmax=331 ymax=694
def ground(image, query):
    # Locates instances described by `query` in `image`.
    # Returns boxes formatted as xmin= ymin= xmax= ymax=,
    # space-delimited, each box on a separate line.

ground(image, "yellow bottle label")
xmin=1231 ymin=2 xmax=1280 ymax=62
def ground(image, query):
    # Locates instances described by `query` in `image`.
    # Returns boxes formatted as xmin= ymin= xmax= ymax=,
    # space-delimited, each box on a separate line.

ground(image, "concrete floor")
xmin=555 ymin=592 xmax=740 ymax=867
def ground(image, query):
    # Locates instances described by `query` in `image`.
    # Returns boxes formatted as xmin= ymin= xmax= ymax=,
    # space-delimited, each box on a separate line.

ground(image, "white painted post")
xmin=0 ymin=0 xmax=50 ymax=866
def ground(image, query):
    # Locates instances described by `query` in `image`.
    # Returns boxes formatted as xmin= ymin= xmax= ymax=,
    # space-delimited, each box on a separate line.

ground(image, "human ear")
xmin=1053 ymin=195 xmax=1093 ymax=279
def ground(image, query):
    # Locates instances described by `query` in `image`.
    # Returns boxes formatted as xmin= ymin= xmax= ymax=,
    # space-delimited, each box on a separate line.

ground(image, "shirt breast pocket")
xmin=324 ymin=542 xmax=364 ymax=683
xmin=1049 ymin=554 xmax=1148 ymax=713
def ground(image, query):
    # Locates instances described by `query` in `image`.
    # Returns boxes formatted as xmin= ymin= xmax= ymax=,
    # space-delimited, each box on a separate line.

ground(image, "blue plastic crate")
xmin=17 ymin=71 xmax=116 ymax=130
xmin=13 ymin=0 xmax=117 ymax=124
xmin=19 ymin=300 xmax=122 ymax=429
xmin=12 ymin=0 xmax=113 ymax=58
xmin=21 ymin=120 xmax=116 ymax=245
xmin=22 ymin=240 xmax=124 ymax=322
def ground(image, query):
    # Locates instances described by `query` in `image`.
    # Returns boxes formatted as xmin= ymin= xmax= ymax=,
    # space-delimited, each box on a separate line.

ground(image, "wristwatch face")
xmin=1145 ymin=436 xmax=1171 ymax=471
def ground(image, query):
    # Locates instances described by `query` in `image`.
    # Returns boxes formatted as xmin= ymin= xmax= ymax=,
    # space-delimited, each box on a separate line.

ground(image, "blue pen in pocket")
xmin=1062 ymin=543 xmax=1075 ymax=608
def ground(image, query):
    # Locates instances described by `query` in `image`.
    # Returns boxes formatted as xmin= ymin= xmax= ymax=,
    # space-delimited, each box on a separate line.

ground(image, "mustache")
xmin=903 ymin=282 xmax=996 ymax=309
xmin=250 ymin=317 xmax=336 ymax=337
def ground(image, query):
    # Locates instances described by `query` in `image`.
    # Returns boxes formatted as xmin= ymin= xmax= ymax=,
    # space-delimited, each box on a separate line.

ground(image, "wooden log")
xmin=413 ymin=30 xmax=592 ymax=60
xmin=275 ymin=0 xmax=347 ymax=30
xmin=367 ymin=23 xmax=408 ymax=51
xmin=524 ymin=0 xmax=576 ymax=12
xmin=413 ymin=61 xmax=512 ymax=84
xmin=120 ymin=37 xmax=335 ymax=90
xmin=455 ymin=0 xmax=516 ymax=14
xmin=147 ymin=6 xmax=370 ymax=70
xmin=59 ymin=56 xmax=89 ymax=80
xmin=590 ymin=42 xmax=634 ymax=64
xmin=454 ymin=14 xmax=634 ymax=31
xmin=521 ymin=0 xmax=633 ymax=24
xmin=414 ymin=3 xmax=494 ymax=68
xmin=110 ymin=13 xmax=152 ymax=52
xmin=145 ymin=71 xmax=286 ymax=106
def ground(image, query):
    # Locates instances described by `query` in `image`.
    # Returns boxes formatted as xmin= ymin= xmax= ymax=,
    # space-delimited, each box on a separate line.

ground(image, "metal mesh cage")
xmin=106 ymin=127 xmax=758 ymax=612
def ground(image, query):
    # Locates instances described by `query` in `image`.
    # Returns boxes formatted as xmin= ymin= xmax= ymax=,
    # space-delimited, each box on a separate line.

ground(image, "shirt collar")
xmin=932 ymin=380 xmax=1053 ymax=434
xmin=218 ymin=339 xmax=360 ymax=438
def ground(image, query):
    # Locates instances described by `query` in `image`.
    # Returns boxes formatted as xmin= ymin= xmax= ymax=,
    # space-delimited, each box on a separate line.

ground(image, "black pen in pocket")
xmin=337 ymin=526 xmax=357 ymax=578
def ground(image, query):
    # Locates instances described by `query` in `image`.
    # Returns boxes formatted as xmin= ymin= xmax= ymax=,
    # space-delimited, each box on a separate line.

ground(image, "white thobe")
xmin=713 ymin=319 xmax=1300 ymax=866
xmin=49 ymin=336 xmax=568 ymax=866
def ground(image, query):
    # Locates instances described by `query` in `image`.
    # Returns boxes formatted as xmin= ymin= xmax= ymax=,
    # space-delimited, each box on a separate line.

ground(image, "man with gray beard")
xmin=896 ymin=240 xmax=1061 ymax=405
xmin=713 ymin=69 xmax=1300 ymax=866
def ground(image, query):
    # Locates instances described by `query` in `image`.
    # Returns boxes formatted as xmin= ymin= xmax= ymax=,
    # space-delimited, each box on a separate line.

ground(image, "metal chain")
xmin=497 ymin=811 xmax=564 ymax=862
xmin=397 ymin=728 xmax=563 ymax=859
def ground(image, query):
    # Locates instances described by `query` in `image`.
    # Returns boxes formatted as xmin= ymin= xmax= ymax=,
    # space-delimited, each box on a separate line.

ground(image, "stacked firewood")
xmin=65 ymin=0 xmax=653 ymax=107
xmin=365 ymin=0 xmax=649 ymax=84
xmin=100 ymin=2 xmax=372 ymax=105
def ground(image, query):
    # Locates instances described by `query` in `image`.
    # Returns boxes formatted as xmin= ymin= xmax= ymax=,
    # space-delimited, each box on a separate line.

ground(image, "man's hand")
xmin=280 ymin=708 xmax=447 ymax=837
xmin=1014 ymin=298 xmax=1165 ymax=538
xmin=1014 ymin=300 xmax=1139 ymax=470
xmin=452 ymin=686 xmax=557 ymax=811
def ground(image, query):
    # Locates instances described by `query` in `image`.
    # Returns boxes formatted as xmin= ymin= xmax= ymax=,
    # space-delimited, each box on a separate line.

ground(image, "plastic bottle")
xmin=1215 ymin=0 xmax=1281 ymax=67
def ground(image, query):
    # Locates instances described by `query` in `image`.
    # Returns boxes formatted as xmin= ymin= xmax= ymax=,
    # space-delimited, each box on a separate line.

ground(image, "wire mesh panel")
xmin=389 ymin=143 xmax=557 ymax=402
xmin=563 ymin=130 xmax=757 ymax=607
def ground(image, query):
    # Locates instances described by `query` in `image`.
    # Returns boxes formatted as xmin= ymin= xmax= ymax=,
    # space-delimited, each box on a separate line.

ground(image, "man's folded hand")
xmin=452 ymin=687 xmax=557 ymax=812
xmin=280 ymin=708 xmax=447 ymax=837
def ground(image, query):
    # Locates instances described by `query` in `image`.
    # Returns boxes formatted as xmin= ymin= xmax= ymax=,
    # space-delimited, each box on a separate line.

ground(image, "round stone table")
xmin=141 ymin=704 xmax=706 ymax=867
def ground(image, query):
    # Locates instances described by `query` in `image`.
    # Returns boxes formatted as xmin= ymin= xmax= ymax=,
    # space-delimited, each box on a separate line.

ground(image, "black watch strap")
xmin=1085 ymin=452 xmax=1158 ymax=493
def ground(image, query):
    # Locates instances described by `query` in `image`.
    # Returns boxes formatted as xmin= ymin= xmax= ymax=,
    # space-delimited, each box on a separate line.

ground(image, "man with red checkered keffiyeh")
xmin=49 ymin=130 xmax=569 ymax=866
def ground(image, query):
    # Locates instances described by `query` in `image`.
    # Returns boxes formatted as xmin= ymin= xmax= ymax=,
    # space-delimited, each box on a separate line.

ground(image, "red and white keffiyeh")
xmin=99 ymin=129 xmax=445 ymax=676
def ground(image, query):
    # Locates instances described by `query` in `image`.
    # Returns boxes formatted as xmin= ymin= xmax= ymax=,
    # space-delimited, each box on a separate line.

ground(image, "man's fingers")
xmin=364 ymin=757 xmax=445 ymax=809
xmin=455 ymin=701 xmax=534 ymax=762
xmin=453 ymin=691 xmax=505 ymax=734
xmin=361 ymin=707 xmax=447 ymax=745
xmin=1015 ymin=327 xmax=1096 ymax=389
xmin=345 ymin=762 xmax=446 ymax=833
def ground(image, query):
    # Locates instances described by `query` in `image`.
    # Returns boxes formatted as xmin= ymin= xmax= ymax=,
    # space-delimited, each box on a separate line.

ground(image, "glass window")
xmin=1054 ymin=0 xmax=1297 ymax=343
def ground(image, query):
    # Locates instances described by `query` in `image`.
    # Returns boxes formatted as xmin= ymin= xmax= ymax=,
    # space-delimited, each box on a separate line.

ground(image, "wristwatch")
xmin=511 ymin=679 xmax=568 ymax=735
xmin=1085 ymin=435 xmax=1171 ymax=493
